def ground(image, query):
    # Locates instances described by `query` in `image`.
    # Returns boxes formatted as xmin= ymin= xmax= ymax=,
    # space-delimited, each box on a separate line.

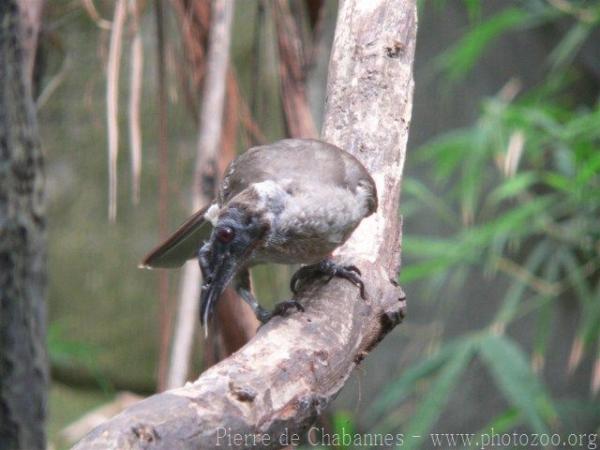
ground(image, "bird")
xmin=140 ymin=138 xmax=377 ymax=331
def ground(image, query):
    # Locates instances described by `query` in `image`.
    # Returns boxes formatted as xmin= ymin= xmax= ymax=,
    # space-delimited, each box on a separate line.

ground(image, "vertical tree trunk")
xmin=0 ymin=1 xmax=47 ymax=450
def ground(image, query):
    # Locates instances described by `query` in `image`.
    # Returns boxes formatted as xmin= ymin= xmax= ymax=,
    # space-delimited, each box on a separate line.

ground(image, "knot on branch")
xmin=359 ymin=271 xmax=406 ymax=355
xmin=258 ymin=393 xmax=328 ymax=437
xmin=379 ymin=278 xmax=406 ymax=332
xmin=130 ymin=423 xmax=161 ymax=446
xmin=385 ymin=40 xmax=405 ymax=58
xmin=228 ymin=381 xmax=257 ymax=403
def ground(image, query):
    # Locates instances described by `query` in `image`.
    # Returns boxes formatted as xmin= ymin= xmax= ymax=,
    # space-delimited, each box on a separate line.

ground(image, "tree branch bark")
xmin=72 ymin=0 xmax=416 ymax=448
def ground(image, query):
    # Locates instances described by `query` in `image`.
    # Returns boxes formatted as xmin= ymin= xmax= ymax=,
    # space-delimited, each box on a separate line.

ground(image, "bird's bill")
xmin=199 ymin=253 xmax=241 ymax=333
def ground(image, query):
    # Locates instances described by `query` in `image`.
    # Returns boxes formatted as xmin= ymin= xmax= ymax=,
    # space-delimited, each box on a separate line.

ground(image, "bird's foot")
xmin=257 ymin=300 xmax=304 ymax=324
xmin=273 ymin=299 xmax=305 ymax=316
xmin=291 ymin=260 xmax=366 ymax=299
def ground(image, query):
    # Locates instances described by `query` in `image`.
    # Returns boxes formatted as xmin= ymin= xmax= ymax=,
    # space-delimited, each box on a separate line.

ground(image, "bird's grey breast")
xmin=250 ymin=179 xmax=374 ymax=265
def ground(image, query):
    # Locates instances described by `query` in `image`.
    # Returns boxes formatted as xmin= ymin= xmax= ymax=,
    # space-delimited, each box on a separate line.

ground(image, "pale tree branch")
xmin=169 ymin=0 xmax=260 ymax=386
xmin=106 ymin=0 xmax=126 ymax=222
xmin=128 ymin=0 xmax=143 ymax=205
xmin=72 ymin=0 xmax=416 ymax=448
xmin=154 ymin=0 xmax=172 ymax=391
xmin=166 ymin=0 xmax=256 ymax=390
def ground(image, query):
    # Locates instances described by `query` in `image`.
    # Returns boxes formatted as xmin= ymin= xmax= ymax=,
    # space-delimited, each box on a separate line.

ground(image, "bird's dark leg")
xmin=291 ymin=259 xmax=366 ymax=299
xmin=235 ymin=269 xmax=271 ymax=323
xmin=235 ymin=269 xmax=304 ymax=324
xmin=271 ymin=299 xmax=304 ymax=319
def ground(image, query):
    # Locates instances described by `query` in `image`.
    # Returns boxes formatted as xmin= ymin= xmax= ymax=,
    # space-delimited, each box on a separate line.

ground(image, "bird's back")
xmin=218 ymin=139 xmax=377 ymax=214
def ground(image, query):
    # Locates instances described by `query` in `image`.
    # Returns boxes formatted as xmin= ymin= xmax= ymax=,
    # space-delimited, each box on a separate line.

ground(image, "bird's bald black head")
xmin=198 ymin=206 xmax=268 ymax=330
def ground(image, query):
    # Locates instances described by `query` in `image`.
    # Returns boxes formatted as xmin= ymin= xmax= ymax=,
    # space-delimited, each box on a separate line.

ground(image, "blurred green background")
xmin=40 ymin=1 xmax=599 ymax=449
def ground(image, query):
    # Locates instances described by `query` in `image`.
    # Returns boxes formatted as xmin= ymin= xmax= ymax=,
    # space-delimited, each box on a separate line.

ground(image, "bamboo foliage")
xmin=375 ymin=2 xmax=600 ymax=442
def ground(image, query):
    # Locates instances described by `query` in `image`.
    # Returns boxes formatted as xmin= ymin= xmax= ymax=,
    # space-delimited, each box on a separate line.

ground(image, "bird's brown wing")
xmin=140 ymin=205 xmax=212 ymax=269
xmin=219 ymin=139 xmax=373 ymax=204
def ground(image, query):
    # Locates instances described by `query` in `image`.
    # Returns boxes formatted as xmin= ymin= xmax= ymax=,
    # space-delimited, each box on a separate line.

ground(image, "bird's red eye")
xmin=216 ymin=226 xmax=235 ymax=243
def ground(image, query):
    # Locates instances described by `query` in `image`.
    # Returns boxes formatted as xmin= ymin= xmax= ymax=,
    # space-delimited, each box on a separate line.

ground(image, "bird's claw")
xmin=290 ymin=264 xmax=319 ymax=294
xmin=256 ymin=306 xmax=273 ymax=324
xmin=338 ymin=267 xmax=366 ymax=299
xmin=257 ymin=300 xmax=304 ymax=325
xmin=273 ymin=300 xmax=304 ymax=316
xmin=291 ymin=260 xmax=366 ymax=299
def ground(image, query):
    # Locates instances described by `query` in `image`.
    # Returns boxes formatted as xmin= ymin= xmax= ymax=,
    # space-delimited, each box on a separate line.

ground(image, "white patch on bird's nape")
xmin=253 ymin=179 xmax=280 ymax=198
xmin=204 ymin=203 xmax=220 ymax=226
xmin=252 ymin=180 xmax=289 ymax=241
xmin=252 ymin=180 xmax=288 ymax=209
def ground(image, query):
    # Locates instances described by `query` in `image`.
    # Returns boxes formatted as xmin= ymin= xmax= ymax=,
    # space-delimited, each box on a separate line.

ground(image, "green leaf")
xmin=331 ymin=410 xmax=356 ymax=450
xmin=561 ymin=105 xmax=600 ymax=142
xmin=47 ymin=322 xmax=113 ymax=393
xmin=534 ymin=300 xmax=554 ymax=362
xmin=368 ymin=336 xmax=477 ymax=421
xmin=560 ymin=250 xmax=593 ymax=307
xmin=580 ymin=278 xmax=600 ymax=348
xmin=402 ymin=342 xmax=476 ymax=450
xmin=400 ymin=236 xmax=462 ymax=283
xmin=403 ymin=178 xmax=459 ymax=227
xmin=548 ymin=21 xmax=594 ymax=71
xmin=493 ymin=241 xmax=553 ymax=325
xmin=414 ymin=130 xmax=472 ymax=183
xmin=479 ymin=334 xmax=556 ymax=433
xmin=399 ymin=259 xmax=451 ymax=284
xmin=401 ymin=195 xmax=554 ymax=285
xmin=436 ymin=8 xmax=530 ymax=82
xmin=478 ymin=407 xmax=521 ymax=436
xmin=463 ymin=0 xmax=482 ymax=22
xmin=467 ymin=195 xmax=553 ymax=245
xmin=533 ymin=253 xmax=562 ymax=359
xmin=48 ymin=322 xmax=99 ymax=367
xmin=487 ymin=172 xmax=539 ymax=207
xmin=575 ymin=150 xmax=600 ymax=186
xmin=542 ymin=172 xmax=574 ymax=193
